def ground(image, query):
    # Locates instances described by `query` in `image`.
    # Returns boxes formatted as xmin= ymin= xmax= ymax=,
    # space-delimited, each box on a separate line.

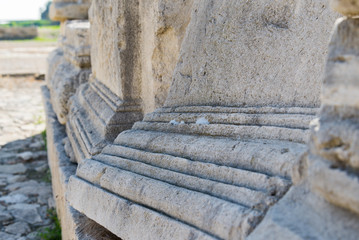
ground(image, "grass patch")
xmin=42 ymin=168 xmax=52 ymax=183
xmin=41 ymin=129 xmax=47 ymax=151
xmin=37 ymin=208 xmax=62 ymax=240
xmin=0 ymin=20 xmax=59 ymax=28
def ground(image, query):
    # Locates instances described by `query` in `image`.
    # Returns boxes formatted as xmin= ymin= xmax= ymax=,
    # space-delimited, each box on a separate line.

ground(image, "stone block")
xmin=50 ymin=0 xmax=92 ymax=22
xmin=61 ymin=20 xmax=91 ymax=68
xmin=249 ymin=14 xmax=359 ymax=240
xmin=0 ymin=27 xmax=37 ymax=40
xmin=42 ymin=86 xmax=120 ymax=240
xmin=139 ymin=0 xmax=195 ymax=113
xmin=47 ymin=20 xmax=91 ymax=124
xmin=330 ymin=0 xmax=359 ymax=16
xmin=65 ymin=0 xmax=145 ymax=163
xmin=67 ymin=1 xmax=338 ymax=239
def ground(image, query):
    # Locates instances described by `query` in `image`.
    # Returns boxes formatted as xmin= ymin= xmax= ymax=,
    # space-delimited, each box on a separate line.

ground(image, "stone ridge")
xmin=68 ymin=106 xmax=309 ymax=239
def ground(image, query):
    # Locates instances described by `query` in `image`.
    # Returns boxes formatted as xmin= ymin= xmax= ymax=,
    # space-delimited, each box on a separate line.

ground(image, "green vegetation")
xmin=42 ymin=168 xmax=52 ymax=183
xmin=37 ymin=208 xmax=62 ymax=240
xmin=0 ymin=20 xmax=59 ymax=28
xmin=5 ymin=25 xmax=60 ymax=43
xmin=41 ymin=129 xmax=47 ymax=151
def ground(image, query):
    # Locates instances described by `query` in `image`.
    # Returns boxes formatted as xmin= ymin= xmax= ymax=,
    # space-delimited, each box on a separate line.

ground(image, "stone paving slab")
xmin=0 ymin=76 xmax=55 ymax=239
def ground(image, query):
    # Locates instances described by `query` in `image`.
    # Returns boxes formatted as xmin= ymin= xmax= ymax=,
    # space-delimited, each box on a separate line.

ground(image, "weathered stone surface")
xmin=16 ymin=152 xmax=33 ymax=161
xmin=42 ymin=86 xmax=121 ymax=240
xmin=0 ymin=164 xmax=26 ymax=174
xmin=60 ymin=20 xmax=91 ymax=68
xmin=0 ymin=27 xmax=37 ymax=40
xmin=0 ymin=194 xmax=28 ymax=204
xmin=65 ymin=0 xmax=145 ymax=163
xmin=47 ymin=20 xmax=91 ymax=124
xmin=50 ymin=0 xmax=92 ymax=22
xmin=248 ymin=183 xmax=359 ymax=240
xmin=165 ymin=0 xmax=336 ymax=108
xmin=330 ymin=0 xmax=359 ymax=16
xmin=306 ymin=17 xmax=359 ymax=215
xmin=5 ymin=221 xmax=31 ymax=235
xmin=248 ymin=14 xmax=359 ymax=240
xmin=67 ymin=1 xmax=338 ymax=239
xmin=0 ymin=232 xmax=16 ymax=240
xmin=8 ymin=204 xmax=42 ymax=225
xmin=139 ymin=0 xmax=194 ymax=113
xmin=0 ymin=211 xmax=13 ymax=222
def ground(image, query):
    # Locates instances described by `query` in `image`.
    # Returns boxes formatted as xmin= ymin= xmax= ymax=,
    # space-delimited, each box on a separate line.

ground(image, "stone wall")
xmin=44 ymin=0 xmax=359 ymax=239
xmin=0 ymin=27 xmax=37 ymax=40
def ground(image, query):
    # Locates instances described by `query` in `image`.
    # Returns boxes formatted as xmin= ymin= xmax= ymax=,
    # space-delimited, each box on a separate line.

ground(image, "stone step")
xmin=133 ymin=121 xmax=310 ymax=143
xmin=68 ymin=177 xmax=218 ymax=240
xmin=74 ymin=161 xmax=262 ymax=240
xmin=155 ymin=106 xmax=318 ymax=115
xmin=144 ymin=112 xmax=315 ymax=129
xmin=100 ymin=144 xmax=290 ymax=195
xmin=114 ymin=130 xmax=307 ymax=178
xmin=92 ymin=154 xmax=274 ymax=208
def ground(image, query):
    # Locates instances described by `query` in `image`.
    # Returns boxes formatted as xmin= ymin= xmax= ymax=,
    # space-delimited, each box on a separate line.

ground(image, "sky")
xmin=0 ymin=0 xmax=50 ymax=21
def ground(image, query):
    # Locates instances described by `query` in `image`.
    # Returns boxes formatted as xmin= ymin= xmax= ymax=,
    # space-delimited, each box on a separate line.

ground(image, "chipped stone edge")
xmin=42 ymin=86 xmax=120 ymax=240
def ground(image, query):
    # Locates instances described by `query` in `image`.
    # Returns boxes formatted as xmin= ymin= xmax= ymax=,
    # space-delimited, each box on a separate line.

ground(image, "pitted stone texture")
xmin=66 ymin=80 xmax=143 ymax=162
xmin=49 ymin=58 xmax=91 ymax=124
xmin=306 ymin=17 xmax=359 ymax=215
xmin=250 ymin=14 xmax=359 ymax=240
xmin=67 ymin=1 xmax=338 ymax=239
xmin=247 ymin=183 xmax=359 ymax=240
xmin=47 ymin=20 xmax=91 ymax=124
xmin=61 ymin=20 xmax=91 ymax=68
xmin=89 ymin=0 xmax=141 ymax=100
xmin=50 ymin=0 xmax=92 ymax=22
xmin=139 ymin=0 xmax=194 ymax=113
xmin=330 ymin=0 xmax=359 ymax=16
xmin=65 ymin=0 xmax=144 ymax=163
xmin=68 ymin=106 xmax=313 ymax=239
xmin=42 ymin=86 xmax=121 ymax=240
xmin=322 ymin=18 xmax=359 ymax=112
xmin=165 ymin=0 xmax=337 ymax=108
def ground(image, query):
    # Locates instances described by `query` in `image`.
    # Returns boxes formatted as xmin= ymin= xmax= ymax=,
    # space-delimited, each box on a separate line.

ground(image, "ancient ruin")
xmin=44 ymin=0 xmax=359 ymax=239
xmin=0 ymin=27 xmax=37 ymax=40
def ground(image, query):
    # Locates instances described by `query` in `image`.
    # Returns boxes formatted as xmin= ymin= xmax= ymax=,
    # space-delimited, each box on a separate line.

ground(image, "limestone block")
xmin=139 ymin=0 xmax=195 ymax=113
xmin=42 ymin=86 xmax=121 ymax=240
xmin=308 ymin=156 xmax=359 ymax=215
xmin=50 ymin=58 xmax=91 ymax=124
xmin=322 ymin=18 xmax=359 ymax=111
xmin=247 ymin=183 xmax=359 ymax=240
xmin=165 ymin=0 xmax=336 ymax=108
xmin=47 ymin=20 xmax=91 ymax=124
xmin=253 ymin=14 xmax=359 ymax=240
xmin=67 ymin=1 xmax=338 ymax=239
xmin=50 ymin=0 xmax=91 ymax=21
xmin=61 ymin=20 xmax=91 ymax=68
xmin=65 ymin=0 xmax=144 ymax=163
xmin=89 ymin=0 xmax=141 ymax=99
xmin=330 ymin=0 xmax=359 ymax=16
xmin=46 ymin=48 xmax=64 ymax=89
xmin=66 ymin=78 xmax=143 ymax=162
xmin=0 ymin=27 xmax=37 ymax=40
xmin=306 ymin=17 xmax=359 ymax=216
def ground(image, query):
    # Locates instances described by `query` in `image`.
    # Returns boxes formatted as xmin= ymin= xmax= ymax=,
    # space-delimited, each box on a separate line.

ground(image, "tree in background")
xmin=40 ymin=1 xmax=51 ymax=20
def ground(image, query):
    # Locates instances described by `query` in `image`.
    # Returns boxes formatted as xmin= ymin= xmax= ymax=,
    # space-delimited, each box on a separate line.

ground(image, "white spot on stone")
xmin=196 ymin=117 xmax=209 ymax=125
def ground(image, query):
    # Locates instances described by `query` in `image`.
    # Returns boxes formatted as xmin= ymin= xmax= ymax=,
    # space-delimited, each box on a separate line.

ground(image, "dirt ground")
xmin=0 ymin=41 xmax=56 ymax=75
xmin=0 ymin=76 xmax=46 ymax=146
